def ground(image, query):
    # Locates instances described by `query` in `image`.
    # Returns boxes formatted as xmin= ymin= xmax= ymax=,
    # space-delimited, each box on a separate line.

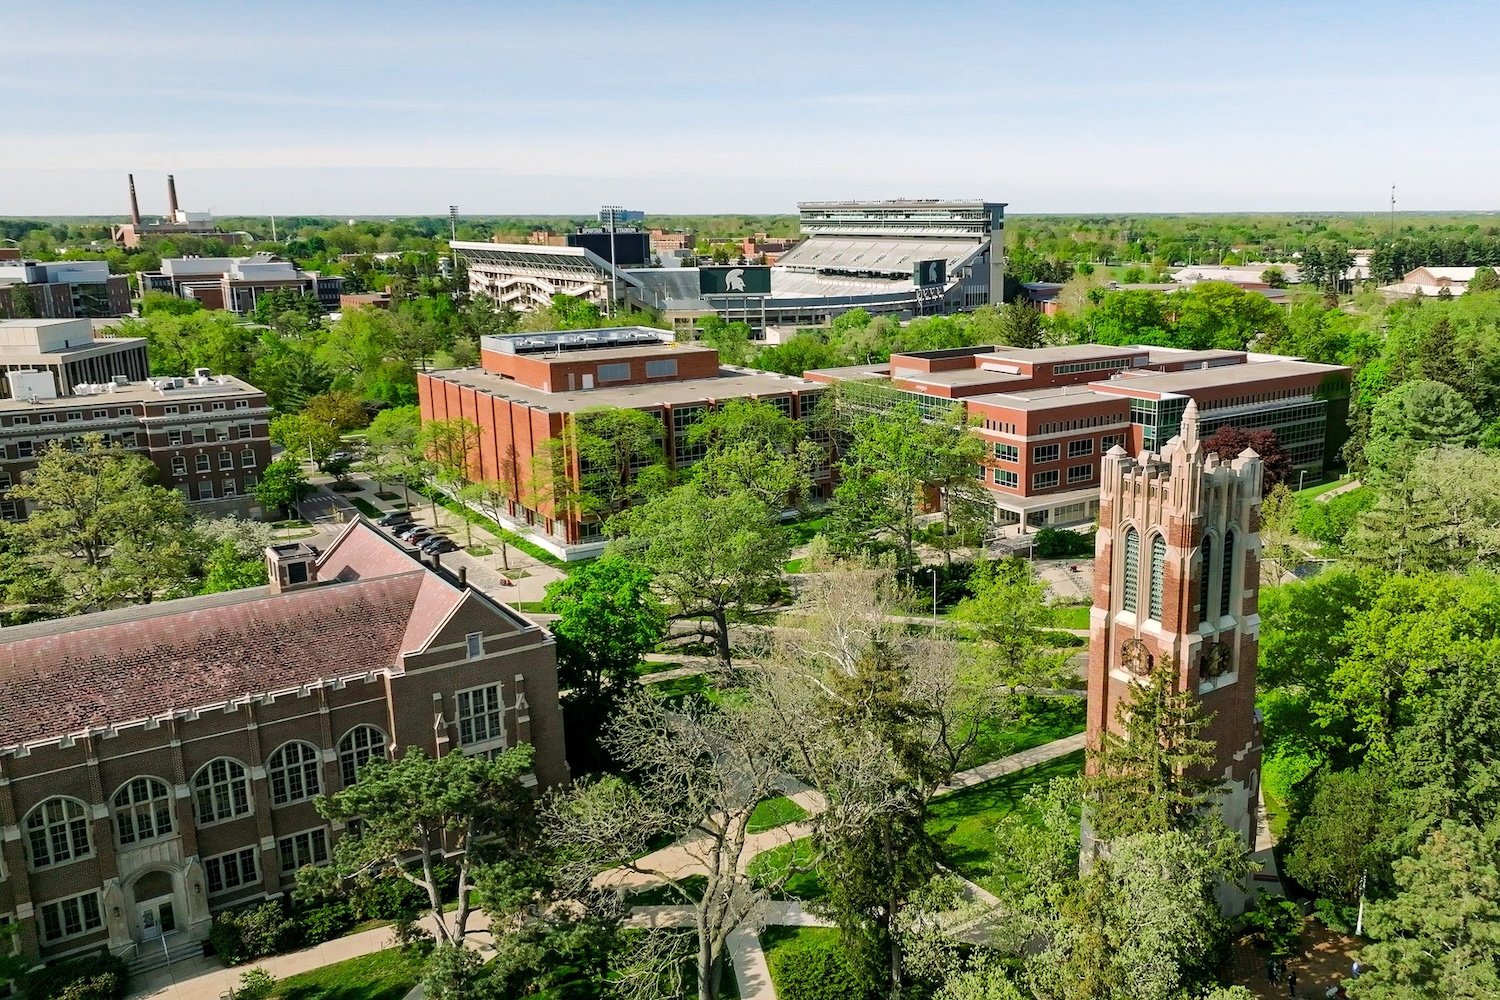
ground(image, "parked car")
xmin=398 ymin=525 xmax=433 ymax=542
xmin=377 ymin=511 xmax=413 ymax=528
xmin=420 ymin=536 xmax=458 ymax=554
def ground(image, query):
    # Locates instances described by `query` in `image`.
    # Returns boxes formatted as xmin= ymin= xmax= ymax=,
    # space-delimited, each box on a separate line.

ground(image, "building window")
xmin=93 ymin=409 xmax=108 ymax=419
xmin=1067 ymin=464 xmax=1093 ymax=484
xmin=1032 ymin=444 xmax=1059 ymax=464
xmin=456 ymin=685 xmax=504 ymax=747
xmin=1199 ymin=535 xmax=1214 ymax=624
xmin=189 ymin=404 xmax=203 ymax=413
xmin=205 ymin=848 xmax=258 ymax=895
xmin=192 ymin=428 xmax=207 ymax=444
xmin=466 ymin=632 xmax=483 ymax=659
xmin=1102 ymin=434 xmax=1124 ymax=450
xmin=10 ymin=416 xmax=27 ymax=426
xmin=168 ymin=430 xmax=184 ymax=446
xmin=193 ymin=758 xmax=251 ymax=823
xmin=241 ymin=449 xmax=256 ymax=468
xmin=171 ymin=456 xmax=187 ymax=476
xmin=197 ymin=481 xmax=214 ymax=501
xmin=597 ymin=363 xmax=631 ymax=383
xmin=267 ymin=742 xmax=322 ymax=806
xmin=195 ymin=454 xmax=211 ymax=473
xmin=219 ymin=452 xmax=234 ymax=470
xmin=39 ymin=893 xmax=102 ymax=943
xmin=236 ymin=423 xmax=252 ymax=439
xmin=0 ymin=502 xmax=17 ymax=522
xmin=994 ymin=443 xmax=1018 ymax=462
xmin=244 ymin=475 xmax=257 ymax=489
xmin=1149 ymin=534 xmax=1167 ymax=621
xmin=278 ymin=829 xmax=330 ymax=873
xmin=164 ymin=406 xmax=178 ymax=415
xmin=39 ymin=414 xmax=55 ymax=425
xmin=25 ymin=797 xmax=92 ymax=869
xmin=1032 ymin=470 xmax=1059 ymax=490
xmin=222 ymin=479 xmax=236 ymax=496
xmin=1220 ymin=530 xmax=1235 ymax=618
xmin=993 ymin=468 xmax=1018 ymax=488
xmin=1068 ymin=438 xmax=1094 ymax=458
xmin=117 ymin=409 xmax=131 ymax=417
xmin=122 ymin=431 xmax=137 ymax=447
xmin=1122 ymin=527 xmax=1139 ymax=614
xmin=65 ymin=411 xmax=81 ymax=422
xmin=16 ymin=441 xmax=32 ymax=459
xmin=338 ymin=726 xmax=387 ymax=786
xmin=213 ymin=402 xmax=226 ymax=411
xmin=644 ymin=359 xmax=677 ymax=378
xmin=235 ymin=400 xmax=249 ymax=409
xmin=113 ymin=777 xmax=174 ymax=846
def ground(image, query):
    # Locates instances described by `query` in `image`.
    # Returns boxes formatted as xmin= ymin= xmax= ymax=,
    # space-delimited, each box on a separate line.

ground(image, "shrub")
xmin=298 ymin=902 xmax=356 ymax=945
xmin=1032 ymin=527 xmax=1096 ymax=558
xmin=22 ymin=955 xmax=129 ymax=1000
xmin=209 ymin=901 xmax=300 ymax=966
xmin=234 ymin=969 xmax=277 ymax=1000
xmin=1240 ymin=895 xmax=1303 ymax=955
xmin=768 ymin=937 xmax=869 ymax=1000
xmin=350 ymin=874 xmax=427 ymax=922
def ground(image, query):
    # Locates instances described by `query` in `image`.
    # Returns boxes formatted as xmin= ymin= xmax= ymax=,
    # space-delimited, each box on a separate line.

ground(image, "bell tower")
xmin=1086 ymin=399 xmax=1264 ymax=848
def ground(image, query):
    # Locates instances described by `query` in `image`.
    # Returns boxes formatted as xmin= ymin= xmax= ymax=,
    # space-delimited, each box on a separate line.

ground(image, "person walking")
xmin=1288 ymin=968 xmax=1299 ymax=996
xmin=1267 ymin=957 xmax=1279 ymax=984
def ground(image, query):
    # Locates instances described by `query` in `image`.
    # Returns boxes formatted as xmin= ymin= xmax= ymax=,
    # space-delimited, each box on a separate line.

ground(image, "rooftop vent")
xmin=265 ymin=542 xmax=319 ymax=594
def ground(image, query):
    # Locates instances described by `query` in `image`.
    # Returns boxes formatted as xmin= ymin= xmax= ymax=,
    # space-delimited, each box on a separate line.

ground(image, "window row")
xmin=19 ymin=727 xmax=388 ymax=869
xmin=169 ymin=450 xmax=258 ymax=475
xmin=160 ymin=400 xmax=252 ymax=415
xmin=203 ymin=828 xmax=333 ymax=898
xmin=165 ymin=424 xmax=256 ymax=447
xmin=1119 ymin=527 xmax=1186 ymax=623
xmin=5 ymin=408 xmax=135 ymax=427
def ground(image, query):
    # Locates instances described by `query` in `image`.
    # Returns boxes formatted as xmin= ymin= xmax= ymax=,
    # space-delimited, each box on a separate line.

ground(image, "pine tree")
xmin=1084 ymin=657 xmax=1223 ymax=841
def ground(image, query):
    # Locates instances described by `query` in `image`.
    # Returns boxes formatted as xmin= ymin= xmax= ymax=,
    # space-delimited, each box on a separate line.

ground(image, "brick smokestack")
xmin=167 ymin=174 xmax=180 ymax=217
xmin=128 ymin=174 xmax=142 ymax=226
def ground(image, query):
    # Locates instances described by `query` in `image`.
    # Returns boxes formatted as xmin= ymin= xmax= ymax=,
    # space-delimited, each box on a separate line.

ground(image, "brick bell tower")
xmin=1086 ymin=399 xmax=1264 ymax=849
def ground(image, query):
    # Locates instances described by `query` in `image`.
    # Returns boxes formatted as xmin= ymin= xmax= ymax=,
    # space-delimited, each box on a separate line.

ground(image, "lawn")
xmin=747 ymin=836 xmax=825 ymax=901
xmin=414 ymin=485 xmax=566 ymax=569
xmin=783 ymin=557 xmax=806 ymax=574
xmin=760 ymin=925 xmax=842 ymax=989
xmin=785 ymin=516 xmax=828 ymax=547
xmin=1294 ymin=476 xmax=1349 ymax=500
xmin=926 ymin=748 xmax=1085 ymax=892
xmin=1050 ymin=604 xmax=1092 ymax=630
xmin=348 ymin=496 xmax=382 ymax=518
xmin=273 ymin=947 xmax=426 ymax=1000
xmin=635 ymin=659 xmax=687 ymax=676
xmin=748 ymin=795 xmax=809 ymax=834
xmin=958 ymin=695 xmax=1087 ymax=771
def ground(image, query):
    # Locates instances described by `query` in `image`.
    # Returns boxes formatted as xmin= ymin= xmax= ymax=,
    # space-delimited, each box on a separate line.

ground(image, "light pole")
xmin=1298 ymin=470 xmax=1307 ymax=492
xmin=1355 ymin=870 xmax=1368 ymax=936
xmin=929 ymin=567 xmax=938 ymax=621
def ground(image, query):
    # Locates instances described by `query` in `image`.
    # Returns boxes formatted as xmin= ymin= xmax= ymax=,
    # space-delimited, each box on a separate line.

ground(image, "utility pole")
xmin=1390 ymin=185 xmax=1396 ymax=237
xmin=449 ymin=205 xmax=458 ymax=275
xmin=603 ymin=205 xmax=621 ymax=318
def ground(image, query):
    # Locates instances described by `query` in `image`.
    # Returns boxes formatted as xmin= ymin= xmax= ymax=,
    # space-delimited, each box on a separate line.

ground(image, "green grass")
xmin=761 ymin=925 xmax=841 ymax=987
xmin=1295 ymin=476 xmax=1349 ymax=500
xmin=628 ymin=874 xmax=707 ymax=906
xmin=783 ymin=557 xmax=806 ymax=574
xmin=926 ymin=748 xmax=1085 ymax=892
xmin=748 ymin=795 xmax=809 ymax=834
xmin=468 ymin=544 xmax=493 ymax=556
xmin=1039 ymin=629 xmax=1087 ymax=648
xmin=785 ymin=516 xmax=828 ymax=547
xmin=636 ymin=659 xmax=687 ymax=676
xmin=748 ymin=836 xmax=826 ymax=901
xmin=273 ymin=947 xmax=426 ymax=1000
xmin=348 ymin=496 xmax=382 ymax=518
xmin=516 ymin=600 xmax=547 ymax=613
xmin=958 ymin=696 xmax=1087 ymax=771
xmin=1050 ymin=604 xmax=1092 ymax=629
xmin=646 ymin=673 xmax=715 ymax=706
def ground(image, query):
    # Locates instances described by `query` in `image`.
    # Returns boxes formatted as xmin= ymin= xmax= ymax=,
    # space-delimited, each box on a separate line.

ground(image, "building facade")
xmin=138 ymin=255 xmax=342 ymax=314
xmin=809 ymin=343 xmax=1350 ymax=530
xmin=1086 ymin=403 xmax=1263 ymax=850
xmin=0 ymin=262 xmax=131 ymax=321
xmin=0 ymin=520 xmax=567 ymax=973
xmin=418 ymin=327 xmax=829 ymax=559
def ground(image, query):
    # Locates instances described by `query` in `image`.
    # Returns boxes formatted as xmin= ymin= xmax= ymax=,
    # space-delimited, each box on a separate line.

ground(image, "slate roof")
xmin=0 ymin=520 xmax=489 ymax=749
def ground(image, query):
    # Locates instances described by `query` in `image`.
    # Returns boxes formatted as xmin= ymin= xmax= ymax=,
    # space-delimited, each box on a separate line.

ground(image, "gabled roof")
xmin=0 ymin=521 xmax=515 ymax=750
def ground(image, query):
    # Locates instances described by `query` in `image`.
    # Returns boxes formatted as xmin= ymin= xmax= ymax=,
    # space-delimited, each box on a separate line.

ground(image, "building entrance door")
xmin=138 ymin=898 xmax=176 ymax=941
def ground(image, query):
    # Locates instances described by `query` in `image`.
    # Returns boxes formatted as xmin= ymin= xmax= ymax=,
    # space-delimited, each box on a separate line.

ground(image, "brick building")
xmin=0 ymin=261 xmax=131 ymax=321
xmin=0 ymin=519 xmax=567 ymax=973
xmin=0 ymin=322 xmax=274 ymax=521
xmin=809 ymin=343 xmax=1349 ymax=530
xmin=418 ymin=327 xmax=829 ymax=559
xmin=1086 ymin=401 xmax=1263 ymax=853
xmin=137 ymin=255 xmax=342 ymax=314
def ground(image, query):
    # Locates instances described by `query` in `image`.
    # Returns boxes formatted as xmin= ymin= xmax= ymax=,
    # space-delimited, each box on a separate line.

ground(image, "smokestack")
xmin=128 ymin=174 xmax=141 ymax=226
xmin=167 ymin=174 xmax=179 ymax=217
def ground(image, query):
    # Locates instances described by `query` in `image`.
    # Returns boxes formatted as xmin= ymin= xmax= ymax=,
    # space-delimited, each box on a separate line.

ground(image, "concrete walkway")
xmin=934 ymin=732 xmax=1087 ymax=794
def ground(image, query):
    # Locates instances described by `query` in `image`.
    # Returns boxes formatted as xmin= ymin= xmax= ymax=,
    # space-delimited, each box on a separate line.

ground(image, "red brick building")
xmin=809 ymin=344 xmax=1349 ymax=530
xmin=1087 ymin=401 xmax=1263 ymax=853
xmin=419 ymin=328 xmax=829 ymax=558
xmin=0 ymin=520 xmax=566 ymax=973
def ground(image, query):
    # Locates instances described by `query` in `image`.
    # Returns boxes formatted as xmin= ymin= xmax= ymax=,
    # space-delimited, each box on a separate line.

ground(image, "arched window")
xmin=25 ymin=797 xmax=92 ymax=868
xmin=113 ymin=777 xmax=174 ymax=846
xmin=1220 ymin=530 xmax=1236 ymax=618
xmin=193 ymin=758 xmax=251 ymax=823
xmin=1121 ymin=527 xmax=1140 ymax=613
xmin=1148 ymin=534 xmax=1167 ymax=621
xmin=267 ymin=742 xmax=322 ymax=806
xmin=1198 ymin=534 xmax=1214 ymax=625
xmin=338 ymin=726 xmax=387 ymax=787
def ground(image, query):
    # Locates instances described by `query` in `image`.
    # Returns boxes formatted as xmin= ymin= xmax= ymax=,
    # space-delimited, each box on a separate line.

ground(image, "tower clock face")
xmin=1121 ymin=637 xmax=1153 ymax=677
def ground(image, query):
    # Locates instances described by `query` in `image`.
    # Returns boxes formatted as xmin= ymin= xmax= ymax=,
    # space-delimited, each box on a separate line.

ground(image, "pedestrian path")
xmin=935 ymin=731 xmax=1086 ymax=794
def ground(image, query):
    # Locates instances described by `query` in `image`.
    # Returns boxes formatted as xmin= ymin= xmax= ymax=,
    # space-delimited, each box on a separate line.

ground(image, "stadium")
xmin=451 ymin=198 xmax=1006 ymax=341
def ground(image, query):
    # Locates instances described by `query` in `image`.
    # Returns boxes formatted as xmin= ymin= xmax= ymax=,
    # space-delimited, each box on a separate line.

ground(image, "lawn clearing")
xmin=958 ymin=695 xmax=1086 ymax=770
xmin=348 ymin=496 xmax=381 ymax=518
xmin=1294 ymin=476 xmax=1349 ymax=500
xmin=273 ymin=946 xmax=426 ymax=1000
xmin=785 ymin=516 xmax=828 ymax=547
xmin=927 ymin=748 xmax=1085 ymax=893
xmin=1050 ymin=604 xmax=1092 ymax=629
xmin=748 ymin=795 xmax=809 ymax=834
xmin=748 ymin=836 xmax=825 ymax=901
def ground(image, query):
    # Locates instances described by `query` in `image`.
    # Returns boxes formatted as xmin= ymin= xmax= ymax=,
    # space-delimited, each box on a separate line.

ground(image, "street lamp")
xmin=928 ymin=567 xmax=938 ymax=621
xmin=1298 ymin=470 xmax=1307 ymax=492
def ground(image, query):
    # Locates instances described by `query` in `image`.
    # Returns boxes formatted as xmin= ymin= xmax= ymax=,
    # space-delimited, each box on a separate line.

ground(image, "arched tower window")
xmin=1121 ymin=528 xmax=1140 ymax=613
xmin=338 ymin=726 xmax=387 ymax=787
xmin=113 ymin=777 xmax=174 ymax=846
xmin=1198 ymin=534 xmax=1214 ymax=625
xmin=1148 ymin=534 xmax=1167 ymax=621
xmin=25 ymin=797 xmax=92 ymax=869
xmin=193 ymin=758 xmax=251 ymax=824
xmin=267 ymin=741 xmax=322 ymax=806
xmin=1220 ymin=530 xmax=1236 ymax=618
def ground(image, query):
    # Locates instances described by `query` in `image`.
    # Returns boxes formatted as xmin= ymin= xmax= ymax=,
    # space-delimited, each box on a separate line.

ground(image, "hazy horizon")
xmin=5 ymin=1 xmax=1500 ymax=217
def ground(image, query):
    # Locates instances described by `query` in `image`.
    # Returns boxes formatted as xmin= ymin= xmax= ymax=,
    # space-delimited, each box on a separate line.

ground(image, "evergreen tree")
xmin=1083 ymin=658 xmax=1223 ymax=841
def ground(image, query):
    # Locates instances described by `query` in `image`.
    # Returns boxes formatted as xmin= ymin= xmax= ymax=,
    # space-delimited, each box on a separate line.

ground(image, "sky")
xmin=3 ymin=0 xmax=1500 ymax=217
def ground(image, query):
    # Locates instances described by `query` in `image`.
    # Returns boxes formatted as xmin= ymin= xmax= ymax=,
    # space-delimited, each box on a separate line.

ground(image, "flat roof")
xmin=427 ymin=365 xmax=822 ymax=413
xmin=0 ymin=373 xmax=262 ymax=411
xmin=966 ymin=387 xmax=1126 ymax=413
xmin=1091 ymin=359 xmax=1347 ymax=396
xmin=893 ymin=368 xmax=1029 ymax=390
xmin=484 ymin=343 xmax=712 ymax=368
xmin=976 ymin=345 xmax=1146 ymax=365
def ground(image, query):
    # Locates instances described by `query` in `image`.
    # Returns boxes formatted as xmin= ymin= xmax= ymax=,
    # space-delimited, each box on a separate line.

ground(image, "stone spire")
xmin=1180 ymin=397 xmax=1201 ymax=455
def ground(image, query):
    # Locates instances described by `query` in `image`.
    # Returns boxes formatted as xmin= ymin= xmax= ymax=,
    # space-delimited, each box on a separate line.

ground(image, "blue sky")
xmin=3 ymin=0 xmax=1499 ymax=216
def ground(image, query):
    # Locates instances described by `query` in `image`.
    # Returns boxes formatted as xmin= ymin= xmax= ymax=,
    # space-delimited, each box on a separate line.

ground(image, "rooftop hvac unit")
xmin=194 ymin=367 xmax=211 ymax=379
xmin=112 ymin=375 xmax=129 ymax=386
